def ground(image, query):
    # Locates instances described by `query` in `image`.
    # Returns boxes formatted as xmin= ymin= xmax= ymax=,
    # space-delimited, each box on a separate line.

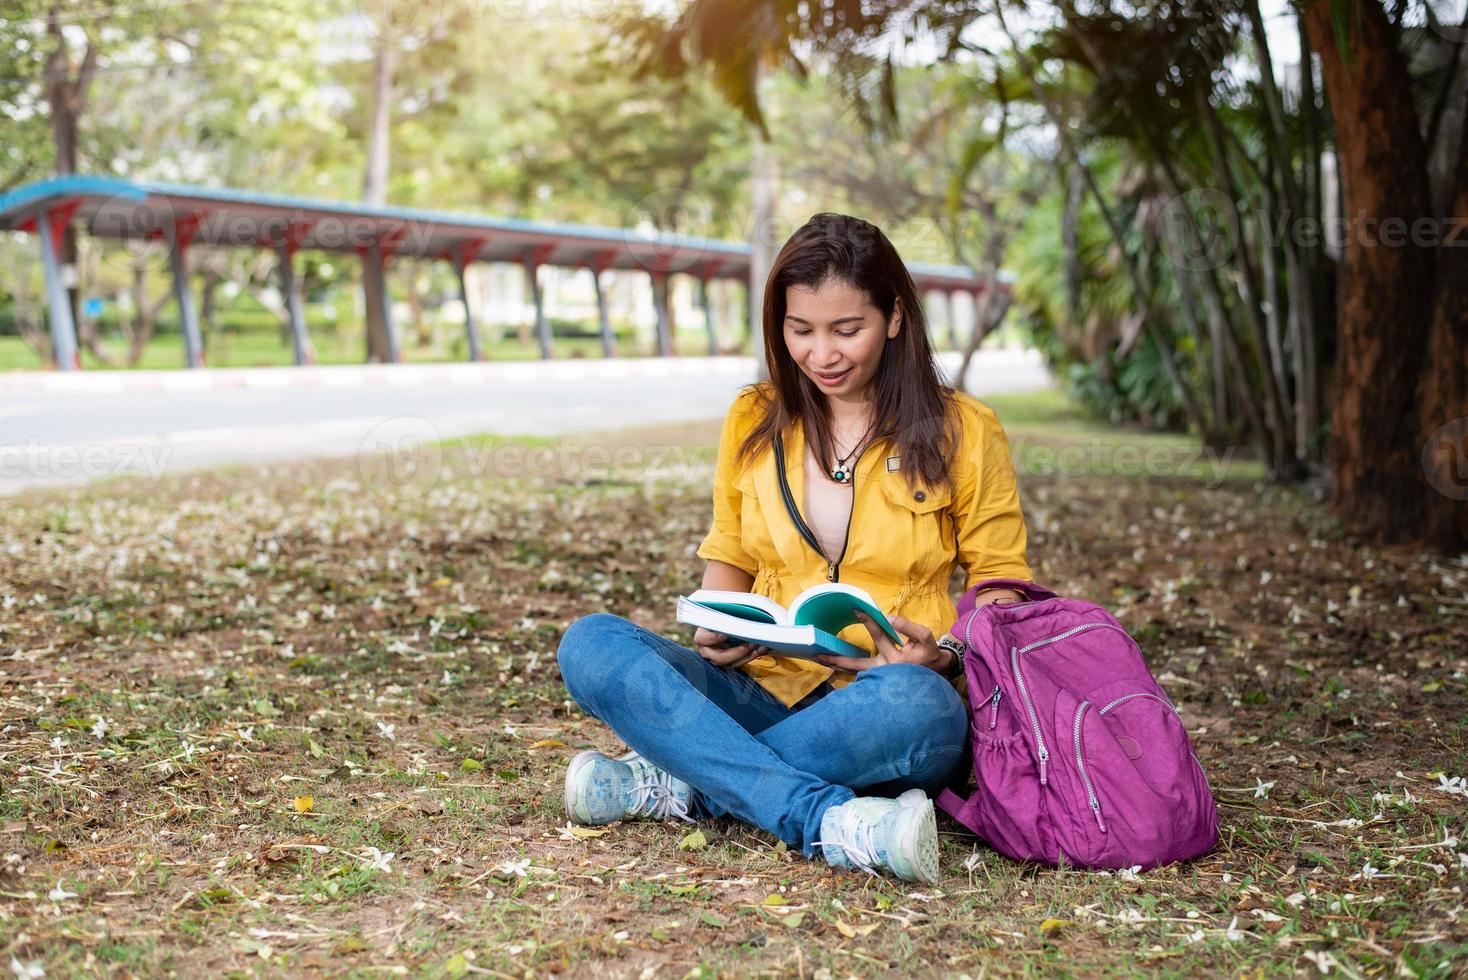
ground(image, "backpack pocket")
xmin=969 ymin=725 xmax=1053 ymax=864
xmin=1066 ymin=679 xmax=1218 ymax=868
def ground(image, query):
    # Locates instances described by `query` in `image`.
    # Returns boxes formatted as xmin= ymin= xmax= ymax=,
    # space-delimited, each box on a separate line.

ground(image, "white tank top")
xmin=802 ymin=441 xmax=855 ymax=563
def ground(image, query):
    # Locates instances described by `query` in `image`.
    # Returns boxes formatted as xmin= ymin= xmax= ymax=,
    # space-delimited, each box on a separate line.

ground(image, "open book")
xmin=675 ymin=583 xmax=902 ymax=660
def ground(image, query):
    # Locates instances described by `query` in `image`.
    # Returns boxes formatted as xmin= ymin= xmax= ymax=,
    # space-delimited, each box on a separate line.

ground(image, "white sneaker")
xmin=564 ymin=749 xmax=696 ymax=826
xmin=813 ymin=788 xmax=940 ymax=884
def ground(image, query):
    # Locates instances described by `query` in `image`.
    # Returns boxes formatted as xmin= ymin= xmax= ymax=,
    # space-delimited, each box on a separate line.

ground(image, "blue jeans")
xmin=556 ymin=612 xmax=969 ymax=858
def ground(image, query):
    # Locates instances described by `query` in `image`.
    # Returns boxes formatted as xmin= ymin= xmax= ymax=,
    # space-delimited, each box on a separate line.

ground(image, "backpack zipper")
xmin=1010 ymin=645 xmax=1049 ymax=784
xmin=988 ymin=685 xmax=1002 ymax=729
xmin=1073 ymin=701 xmax=1107 ymax=833
xmin=1017 ymin=620 xmax=1129 ymax=655
xmin=965 ymin=611 xmax=1122 ymax=787
xmin=1099 ymin=691 xmax=1180 ymax=716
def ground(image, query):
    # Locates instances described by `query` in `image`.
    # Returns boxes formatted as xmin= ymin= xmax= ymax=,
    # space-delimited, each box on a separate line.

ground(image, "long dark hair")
xmin=735 ymin=212 xmax=958 ymax=493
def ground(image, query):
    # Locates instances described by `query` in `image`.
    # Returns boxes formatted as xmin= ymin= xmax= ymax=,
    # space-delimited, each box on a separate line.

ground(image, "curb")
xmin=0 ymin=355 xmax=760 ymax=393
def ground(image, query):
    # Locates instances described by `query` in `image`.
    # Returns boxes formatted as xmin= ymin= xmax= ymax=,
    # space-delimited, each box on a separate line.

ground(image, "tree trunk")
xmin=43 ymin=4 xmax=97 ymax=340
xmin=363 ymin=36 xmax=395 ymax=207
xmin=1193 ymin=92 xmax=1295 ymax=472
xmin=124 ymin=263 xmax=168 ymax=367
xmin=955 ymin=196 xmax=1008 ymax=394
xmin=994 ymin=5 xmax=1210 ymax=436
xmin=1297 ymin=18 xmax=1325 ymax=456
xmin=1061 ymin=163 xmax=1084 ymax=330
xmin=1159 ymin=213 xmax=1224 ymax=446
xmin=1418 ymin=117 xmax=1468 ymax=550
xmin=1302 ymin=0 xmax=1443 ymax=545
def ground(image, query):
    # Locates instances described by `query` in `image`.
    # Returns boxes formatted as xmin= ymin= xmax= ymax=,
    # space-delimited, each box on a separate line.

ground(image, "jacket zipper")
xmin=825 ymin=441 xmax=875 ymax=582
xmin=1073 ymin=701 xmax=1107 ymax=833
xmin=774 ymin=429 xmax=874 ymax=583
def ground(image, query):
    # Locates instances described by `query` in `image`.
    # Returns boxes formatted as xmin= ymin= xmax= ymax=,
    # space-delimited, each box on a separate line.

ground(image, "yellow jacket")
xmin=696 ymin=383 xmax=1033 ymax=708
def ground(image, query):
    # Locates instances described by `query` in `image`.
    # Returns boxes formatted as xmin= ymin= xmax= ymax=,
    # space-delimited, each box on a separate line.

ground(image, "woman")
xmin=555 ymin=213 xmax=1032 ymax=883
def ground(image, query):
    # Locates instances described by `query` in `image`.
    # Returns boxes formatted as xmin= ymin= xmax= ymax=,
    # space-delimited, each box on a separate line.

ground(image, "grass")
xmin=0 ymin=323 xmax=1022 ymax=372
xmin=0 ymin=392 xmax=1462 ymax=976
xmin=0 ymin=330 xmax=671 ymax=371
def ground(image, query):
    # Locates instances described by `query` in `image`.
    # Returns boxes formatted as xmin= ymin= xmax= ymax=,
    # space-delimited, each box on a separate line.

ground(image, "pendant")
xmin=831 ymin=467 xmax=849 ymax=483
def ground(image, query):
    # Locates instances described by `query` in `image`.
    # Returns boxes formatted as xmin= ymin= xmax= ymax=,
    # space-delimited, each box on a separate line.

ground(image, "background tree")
xmin=622 ymin=0 xmax=1467 ymax=551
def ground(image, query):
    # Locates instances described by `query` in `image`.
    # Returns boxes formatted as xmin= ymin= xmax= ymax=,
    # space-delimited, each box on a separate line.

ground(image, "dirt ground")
xmin=1 ymin=417 xmax=1465 ymax=977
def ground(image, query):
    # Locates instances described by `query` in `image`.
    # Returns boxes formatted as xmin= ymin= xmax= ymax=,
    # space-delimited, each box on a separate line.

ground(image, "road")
xmin=0 ymin=350 xmax=1051 ymax=495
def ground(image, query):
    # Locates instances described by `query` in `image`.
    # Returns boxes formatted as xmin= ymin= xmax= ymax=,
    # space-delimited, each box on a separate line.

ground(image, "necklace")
xmin=829 ymin=417 xmax=876 ymax=484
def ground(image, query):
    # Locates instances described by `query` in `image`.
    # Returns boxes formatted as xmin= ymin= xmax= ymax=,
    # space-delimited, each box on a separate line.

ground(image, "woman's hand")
xmin=693 ymin=627 xmax=769 ymax=669
xmin=812 ymin=610 xmax=952 ymax=675
xmin=974 ymin=587 xmax=1025 ymax=607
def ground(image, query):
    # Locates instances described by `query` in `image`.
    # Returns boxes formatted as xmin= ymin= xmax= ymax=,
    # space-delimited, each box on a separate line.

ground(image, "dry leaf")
xmin=561 ymin=824 xmax=611 ymax=840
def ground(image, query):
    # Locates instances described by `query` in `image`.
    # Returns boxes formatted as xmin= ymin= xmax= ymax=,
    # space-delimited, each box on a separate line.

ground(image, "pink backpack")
xmin=936 ymin=579 xmax=1220 ymax=869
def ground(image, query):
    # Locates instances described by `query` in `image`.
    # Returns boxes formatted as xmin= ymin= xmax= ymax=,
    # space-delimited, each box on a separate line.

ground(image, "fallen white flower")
xmin=497 ymin=858 xmax=531 ymax=878
xmin=1254 ymin=778 xmax=1276 ymax=799
xmin=47 ymin=882 xmax=78 ymax=902
xmin=359 ymin=847 xmax=394 ymax=873
xmin=9 ymin=957 xmax=44 ymax=979
xmin=90 ymin=717 xmax=108 ymax=740
xmin=1349 ymin=860 xmax=1381 ymax=881
xmin=1302 ymin=949 xmax=1336 ymax=974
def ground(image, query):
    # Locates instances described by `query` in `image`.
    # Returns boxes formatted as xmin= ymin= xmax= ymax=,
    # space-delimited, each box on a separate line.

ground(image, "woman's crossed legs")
xmin=556 ymin=612 xmax=968 ymax=857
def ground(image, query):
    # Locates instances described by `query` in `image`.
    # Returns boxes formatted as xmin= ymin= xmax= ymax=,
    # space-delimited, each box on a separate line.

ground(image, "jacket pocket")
xmin=879 ymin=471 xmax=952 ymax=515
xmin=878 ymin=473 xmax=953 ymax=572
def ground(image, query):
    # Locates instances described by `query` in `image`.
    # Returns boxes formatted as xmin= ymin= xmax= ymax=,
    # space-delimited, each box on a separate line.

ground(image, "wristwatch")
xmin=937 ymin=634 xmax=965 ymax=679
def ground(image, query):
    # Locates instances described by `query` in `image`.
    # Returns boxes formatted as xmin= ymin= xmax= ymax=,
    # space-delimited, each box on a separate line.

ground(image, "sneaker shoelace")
xmin=813 ymin=806 xmax=882 ymax=876
xmin=629 ymin=769 xmax=695 ymax=823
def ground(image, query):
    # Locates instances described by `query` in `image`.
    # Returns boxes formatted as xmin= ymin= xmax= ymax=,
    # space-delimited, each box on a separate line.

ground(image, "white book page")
xmin=683 ymin=589 xmax=789 ymax=624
